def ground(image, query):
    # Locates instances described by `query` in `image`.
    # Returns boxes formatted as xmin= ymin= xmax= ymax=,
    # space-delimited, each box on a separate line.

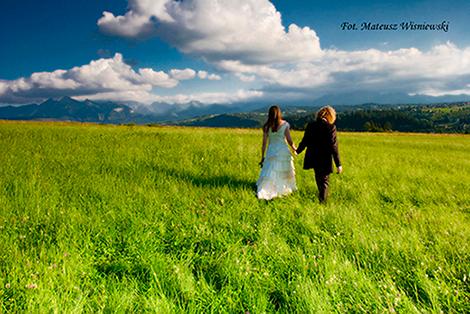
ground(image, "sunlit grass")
xmin=0 ymin=121 xmax=469 ymax=312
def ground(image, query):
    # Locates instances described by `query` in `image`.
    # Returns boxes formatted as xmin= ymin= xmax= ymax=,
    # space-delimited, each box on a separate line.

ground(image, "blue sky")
xmin=1 ymin=0 xmax=469 ymax=105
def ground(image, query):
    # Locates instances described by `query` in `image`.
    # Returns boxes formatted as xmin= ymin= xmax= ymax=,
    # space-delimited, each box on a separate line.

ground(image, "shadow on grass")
xmin=156 ymin=165 xmax=257 ymax=191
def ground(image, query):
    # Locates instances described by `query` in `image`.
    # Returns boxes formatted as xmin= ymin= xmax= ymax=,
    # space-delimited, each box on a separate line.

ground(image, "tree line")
xmin=288 ymin=103 xmax=470 ymax=133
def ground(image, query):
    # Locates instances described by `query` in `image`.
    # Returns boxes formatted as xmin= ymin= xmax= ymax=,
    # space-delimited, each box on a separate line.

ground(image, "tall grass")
xmin=0 ymin=121 xmax=469 ymax=313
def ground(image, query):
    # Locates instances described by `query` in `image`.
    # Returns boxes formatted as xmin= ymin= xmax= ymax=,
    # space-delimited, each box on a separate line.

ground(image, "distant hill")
xmin=173 ymin=107 xmax=311 ymax=128
xmin=0 ymin=97 xmax=144 ymax=123
xmin=182 ymin=114 xmax=260 ymax=128
xmin=334 ymin=103 xmax=470 ymax=133
xmin=174 ymin=102 xmax=470 ymax=133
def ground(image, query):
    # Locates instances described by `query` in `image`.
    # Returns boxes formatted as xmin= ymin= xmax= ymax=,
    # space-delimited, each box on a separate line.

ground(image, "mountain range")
xmin=1 ymin=91 xmax=470 ymax=127
xmin=0 ymin=97 xmax=254 ymax=123
xmin=0 ymin=97 xmax=140 ymax=123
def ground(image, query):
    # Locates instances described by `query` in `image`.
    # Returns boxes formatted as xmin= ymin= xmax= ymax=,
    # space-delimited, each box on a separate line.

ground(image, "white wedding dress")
xmin=257 ymin=122 xmax=297 ymax=200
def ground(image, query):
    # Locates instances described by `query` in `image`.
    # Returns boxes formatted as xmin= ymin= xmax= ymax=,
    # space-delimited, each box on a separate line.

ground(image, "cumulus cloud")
xmin=207 ymin=73 xmax=222 ymax=81
xmin=98 ymin=0 xmax=175 ymax=38
xmin=197 ymin=70 xmax=208 ymax=79
xmin=138 ymin=68 xmax=178 ymax=88
xmin=5 ymin=1 xmax=470 ymax=106
xmin=215 ymin=42 xmax=470 ymax=97
xmin=98 ymin=0 xmax=322 ymax=64
xmin=76 ymin=89 xmax=263 ymax=105
xmin=0 ymin=81 xmax=9 ymax=98
xmin=152 ymin=89 xmax=263 ymax=105
xmin=197 ymin=70 xmax=221 ymax=80
xmin=97 ymin=0 xmax=470 ymax=99
xmin=0 ymin=54 xmax=230 ymax=104
xmin=169 ymin=68 xmax=196 ymax=80
xmin=236 ymin=73 xmax=256 ymax=82
xmin=0 ymin=54 xmax=148 ymax=103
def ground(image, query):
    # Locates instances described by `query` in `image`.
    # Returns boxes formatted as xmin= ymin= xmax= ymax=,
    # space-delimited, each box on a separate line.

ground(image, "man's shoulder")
xmin=317 ymin=119 xmax=334 ymax=129
xmin=306 ymin=120 xmax=316 ymax=127
xmin=307 ymin=120 xmax=321 ymax=129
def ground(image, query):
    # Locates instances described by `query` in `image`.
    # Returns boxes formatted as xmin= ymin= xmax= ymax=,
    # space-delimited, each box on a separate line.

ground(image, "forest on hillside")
xmin=335 ymin=103 xmax=470 ymax=133
xmin=178 ymin=102 xmax=470 ymax=134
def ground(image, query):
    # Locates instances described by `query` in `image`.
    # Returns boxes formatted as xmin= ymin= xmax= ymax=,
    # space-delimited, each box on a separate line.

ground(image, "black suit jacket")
xmin=296 ymin=119 xmax=341 ymax=174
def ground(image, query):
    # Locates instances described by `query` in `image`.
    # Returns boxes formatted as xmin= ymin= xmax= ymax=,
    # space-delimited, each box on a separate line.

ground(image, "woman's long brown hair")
xmin=263 ymin=105 xmax=283 ymax=132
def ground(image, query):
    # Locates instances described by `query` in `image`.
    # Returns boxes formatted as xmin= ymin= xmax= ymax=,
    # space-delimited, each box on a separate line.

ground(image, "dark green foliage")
xmin=176 ymin=102 xmax=470 ymax=133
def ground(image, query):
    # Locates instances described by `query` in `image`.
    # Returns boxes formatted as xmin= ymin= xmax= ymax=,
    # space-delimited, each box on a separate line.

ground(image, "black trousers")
xmin=314 ymin=172 xmax=330 ymax=203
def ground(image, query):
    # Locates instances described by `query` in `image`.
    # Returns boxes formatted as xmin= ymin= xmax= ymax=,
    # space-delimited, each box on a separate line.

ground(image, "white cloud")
xmin=197 ymin=70 xmax=208 ymax=79
xmin=169 ymin=68 xmax=196 ymax=80
xmin=98 ymin=0 xmax=322 ymax=64
xmin=207 ymin=74 xmax=221 ymax=81
xmin=0 ymin=54 xmax=227 ymax=104
xmin=75 ymin=90 xmax=158 ymax=104
xmin=5 ymin=1 xmax=470 ymax=106
xmin=153 ymin=89 xmax=263 ymax=105
xmin=215 ymin=42 xmax=470 ymax=97
xmin=77 ymin=89 xmax=263 ymax=105
xmin=0 ymin=81 xmax=7 ymax=94
xmin=197 ymin=70 xmax=221 ymax=80
xmin=236 ymin=73 xmax=256 ymax=82
xmin=322 ymin=43 xmax=470 ymax=80
xmin=97 ymin=1 xmax=470 ymax=99
xmin=29 ymin=70 xmax=79 ymax=90
xmin=138 ymin=68 xmax=178 ymax=88
xmin=413 ymin=87 xmax=470 ymax=97
xmin=97 ymin=0 xmax=173 ymax=38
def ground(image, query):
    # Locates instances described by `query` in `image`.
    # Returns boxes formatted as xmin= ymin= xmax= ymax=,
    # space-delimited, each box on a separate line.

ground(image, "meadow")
xmin=0 ymin=121 xmax=469 ymax=313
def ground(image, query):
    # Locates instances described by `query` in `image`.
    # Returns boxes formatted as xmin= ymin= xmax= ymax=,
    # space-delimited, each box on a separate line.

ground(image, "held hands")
xmin=337 ymin=166 xmax=343 ymax=174
xmin=291 ymin=145 xmax=298 ymax=156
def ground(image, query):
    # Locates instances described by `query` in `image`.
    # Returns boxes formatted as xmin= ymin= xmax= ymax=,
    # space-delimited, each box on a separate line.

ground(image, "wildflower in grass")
xmin=48 ymin=263 xmax=58 ymax=269
xmin=26 ymin=283 xmax=37 ymax=289
xmin=5 ymin=283 xmax=10 ymax=288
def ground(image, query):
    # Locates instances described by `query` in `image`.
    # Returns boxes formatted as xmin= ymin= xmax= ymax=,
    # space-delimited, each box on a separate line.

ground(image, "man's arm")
xmin=330 ymin=124 xmax=342 ymax=172
xmin=296 ymin=123 xmax=311 ymax=154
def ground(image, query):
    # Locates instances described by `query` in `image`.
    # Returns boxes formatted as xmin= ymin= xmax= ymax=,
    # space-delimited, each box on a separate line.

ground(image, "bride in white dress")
xmin=257 ymin=105 xmax=297 ymax=200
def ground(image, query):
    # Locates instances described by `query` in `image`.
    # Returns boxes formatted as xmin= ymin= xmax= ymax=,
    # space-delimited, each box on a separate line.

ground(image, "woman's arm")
xmin=284 ymin=123 xmax=297 ymax=153
xmin=260 ymin=127 xmax=268 ymax=166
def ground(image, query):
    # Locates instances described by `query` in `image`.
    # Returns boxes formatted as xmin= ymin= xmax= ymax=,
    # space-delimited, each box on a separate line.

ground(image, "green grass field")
xmin=0 ymin=121 xmax=469 ymax=313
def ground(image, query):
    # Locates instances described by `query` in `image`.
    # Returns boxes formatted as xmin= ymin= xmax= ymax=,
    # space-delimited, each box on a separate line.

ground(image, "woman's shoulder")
xmin=278 ymin=120 xmax=289 ymax=132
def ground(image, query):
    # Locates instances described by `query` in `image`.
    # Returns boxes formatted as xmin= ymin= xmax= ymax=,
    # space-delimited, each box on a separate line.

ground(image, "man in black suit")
xmin=296 ymin=106 xmax=342 ymax=203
